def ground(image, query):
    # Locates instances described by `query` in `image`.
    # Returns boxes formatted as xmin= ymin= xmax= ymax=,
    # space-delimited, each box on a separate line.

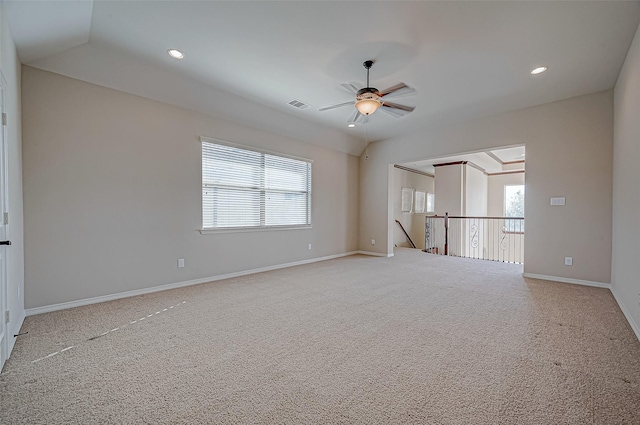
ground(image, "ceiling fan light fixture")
xmin=355 ymin=98 xmax=381 ymax=115
xmin=355 ymin=88 xmax=382 ymax=115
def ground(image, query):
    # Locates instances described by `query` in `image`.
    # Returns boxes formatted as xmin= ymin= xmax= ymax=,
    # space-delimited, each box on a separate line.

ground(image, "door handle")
xmin=0 ymin=240 xmax=11 ymax=245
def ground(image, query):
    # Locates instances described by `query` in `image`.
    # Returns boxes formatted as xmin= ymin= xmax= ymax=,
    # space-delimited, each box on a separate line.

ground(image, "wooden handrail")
xmin=395 ymin=220 xmax=417 ymax=249
xmin=426 ymin=215 xmax=524 ymax=220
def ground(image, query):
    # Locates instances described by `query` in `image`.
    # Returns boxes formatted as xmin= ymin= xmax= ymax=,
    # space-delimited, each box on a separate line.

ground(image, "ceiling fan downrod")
xmin=363 ymin=60 xmax=374 ymax=88
xmin=355 ymin=60 xmax=381 ymax=115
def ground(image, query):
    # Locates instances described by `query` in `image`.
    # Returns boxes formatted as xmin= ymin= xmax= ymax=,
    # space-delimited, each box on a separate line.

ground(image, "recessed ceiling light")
xmin=347 ymin=123 xmax=356 ymax=128
xmin=168 ymin=49 xmax=184 ymax=59
xmin=530 ymin=66 xmax=547 ymax=75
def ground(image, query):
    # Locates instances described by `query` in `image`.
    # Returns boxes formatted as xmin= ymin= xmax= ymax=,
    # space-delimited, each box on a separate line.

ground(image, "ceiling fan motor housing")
xmin=356 ymin=87 xmax=380 ymax=99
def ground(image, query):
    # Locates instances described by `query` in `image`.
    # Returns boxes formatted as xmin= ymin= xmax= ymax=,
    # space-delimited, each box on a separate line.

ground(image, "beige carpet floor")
xmin=1 ymin=248 xmax=639 ymax=424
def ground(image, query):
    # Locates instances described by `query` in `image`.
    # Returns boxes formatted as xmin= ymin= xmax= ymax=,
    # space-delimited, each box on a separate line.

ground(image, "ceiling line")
xmin=487 ymin=170 xmax=525 ymax=176
xmin=394 ymin=164 xmax=434 ymax=178
xmin=485 ymin=151 xmax=504 ymax=165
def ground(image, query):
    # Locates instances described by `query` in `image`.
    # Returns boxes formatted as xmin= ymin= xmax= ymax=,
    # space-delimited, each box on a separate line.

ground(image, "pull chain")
xmin=364 ymin=121 xmax=369 ymax=162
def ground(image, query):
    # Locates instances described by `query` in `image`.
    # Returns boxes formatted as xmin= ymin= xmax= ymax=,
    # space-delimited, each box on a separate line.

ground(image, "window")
xmin=426 ymin=192 xmax=435 ymax=213
xmin=414 ymin=191 xmax=426 ymax=214
xmin=202 ymin=139 xmax=312 ymax=230
xmin=504 ymin=184 xmax=524 ymax=232
xmin=401 ymin=187 xmax=414 ymax=213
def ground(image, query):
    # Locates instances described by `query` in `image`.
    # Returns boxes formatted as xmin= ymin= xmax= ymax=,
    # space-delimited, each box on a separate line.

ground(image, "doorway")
xmin=392 ymin=146 xmax=525 ymax=263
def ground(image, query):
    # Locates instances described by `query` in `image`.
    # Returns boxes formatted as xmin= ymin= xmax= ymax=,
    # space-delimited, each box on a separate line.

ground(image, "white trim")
xmin=200 ymin=136 xmax=313 ymax=164
xmin=357 ymin=250 xmax=394 ymax=258
xmin=199 ymin=225 xmax=312 ymax=235
xmin=610 ymin=286 xmax=640 ymax=343
xmin=0 ymin=70 xmax=8 ymax=370
xmin=26 ymin=251 xmax=359 ymax=317
xmin=523 ymin=273 xmax=610 ymax=289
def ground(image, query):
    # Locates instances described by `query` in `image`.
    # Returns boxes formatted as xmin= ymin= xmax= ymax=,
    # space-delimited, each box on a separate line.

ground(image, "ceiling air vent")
xmin=288 ymin=99 xmax=311 ymax=110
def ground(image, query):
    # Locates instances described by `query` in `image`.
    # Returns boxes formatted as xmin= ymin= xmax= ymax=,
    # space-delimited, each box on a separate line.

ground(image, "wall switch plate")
xmin=564 ymin=257 xmax=573 ymax=266
xmin=550 ymin=197 xmax=566 ymax=206
xmin=177 ymin=259 xmax=185 ymax=268
xmin=371 ymin=239 xmax=375 ymax=245
xmin=308 ymin=244 xmax=312 ymax=250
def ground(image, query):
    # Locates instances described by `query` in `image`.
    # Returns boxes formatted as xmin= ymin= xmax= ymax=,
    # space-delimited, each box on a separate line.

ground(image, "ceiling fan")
xmin=319 ymin=60 xmax=416 ymax=124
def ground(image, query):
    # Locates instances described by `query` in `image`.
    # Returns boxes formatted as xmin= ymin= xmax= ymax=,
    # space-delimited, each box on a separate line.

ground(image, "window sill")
xmin=200 ymin=225 xmax=312 ymax=235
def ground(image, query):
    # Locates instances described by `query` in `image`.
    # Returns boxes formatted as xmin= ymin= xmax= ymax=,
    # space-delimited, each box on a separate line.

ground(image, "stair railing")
xmin=425 ymin=213 xmax=524 ymax=264
xmin=395 ymin=219 xmax=417 ymax=248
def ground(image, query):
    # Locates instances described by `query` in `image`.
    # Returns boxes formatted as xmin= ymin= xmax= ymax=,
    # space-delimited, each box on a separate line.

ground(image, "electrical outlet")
xmin=564 ymin=257 xmax=573 ymax=266
xmin=371 ymin=239 xmax=375 ymax=245
xmin=308 ymin=244 xmax=312 ymax=250
xmin=177 ymin=258 xmax=185 ymax=268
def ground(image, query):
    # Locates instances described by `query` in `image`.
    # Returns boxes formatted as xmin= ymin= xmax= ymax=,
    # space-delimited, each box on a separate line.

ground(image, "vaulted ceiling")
xmin=6 ymin=1 xmax=640 ymax=155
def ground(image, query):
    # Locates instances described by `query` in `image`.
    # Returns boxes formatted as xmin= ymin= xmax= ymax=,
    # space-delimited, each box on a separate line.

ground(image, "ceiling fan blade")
xmin=340 ymin=82 xmax=360 ymax=94
xmin=319 ymin=100 xmax=355 ymax=112
xmin=381 ymin=101 xmax=415 ymax=112
xmin=378 ymin=107 xmax=406 ymax=118
xmin=379 ymin=82 xmax=416 ymax=98
xmin=379 ymin=102 xmax=415 ymax=118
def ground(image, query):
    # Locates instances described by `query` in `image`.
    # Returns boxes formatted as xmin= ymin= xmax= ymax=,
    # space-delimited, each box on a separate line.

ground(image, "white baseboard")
xmin=523 ymin=273 xmax=610 ymax=289
xmin=25 ymin=251 xmax=360 ymax=317
xmin=610 ymin=286 xmax=640 ymax=343
xmin=358 ymin=251 xmax=394 ymax=257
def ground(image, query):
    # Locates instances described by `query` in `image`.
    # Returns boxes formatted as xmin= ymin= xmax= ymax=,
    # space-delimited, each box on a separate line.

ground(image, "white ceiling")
xmin=399 ymin=146 xmax=525 ymax=175
xmin=5 ymin=1 xmax=640 ymax=156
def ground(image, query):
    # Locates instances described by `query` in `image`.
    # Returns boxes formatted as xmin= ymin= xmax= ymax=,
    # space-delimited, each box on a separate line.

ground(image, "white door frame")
xmin=0 ymin=69 xmax=8 ymax=369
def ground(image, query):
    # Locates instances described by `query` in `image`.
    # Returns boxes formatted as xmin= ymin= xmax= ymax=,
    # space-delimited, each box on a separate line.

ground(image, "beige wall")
xmin=362 ymin=90 xmax=613 ymax=284
xmin=488 ymin=172 xmax=525 ymax=217
xmin=433 ymin=163 xmax=488 ymax=217
xmin=613 ymin=21 xmax=640 ymax=335
xmin=434 ymin=164 xmax=463 ymax=216
xmin=463 ymin=165 xmax=487 ymax=216
xmin=391 ymin=167 xmax=434 ymax=250
xmin=0 ymin=4 xmax=25 ymax=358
xmin=22 ymin=66 xmax=360 ymax=309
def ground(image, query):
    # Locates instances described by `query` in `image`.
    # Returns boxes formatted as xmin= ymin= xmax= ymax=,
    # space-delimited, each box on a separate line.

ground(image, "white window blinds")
xmin=414 ymin=191 xmax=426 ymax=214
xmin=202 ymin=140 xmax=312 ymax=230
xmin=401 ymin=187 xmax=414 ymax=213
